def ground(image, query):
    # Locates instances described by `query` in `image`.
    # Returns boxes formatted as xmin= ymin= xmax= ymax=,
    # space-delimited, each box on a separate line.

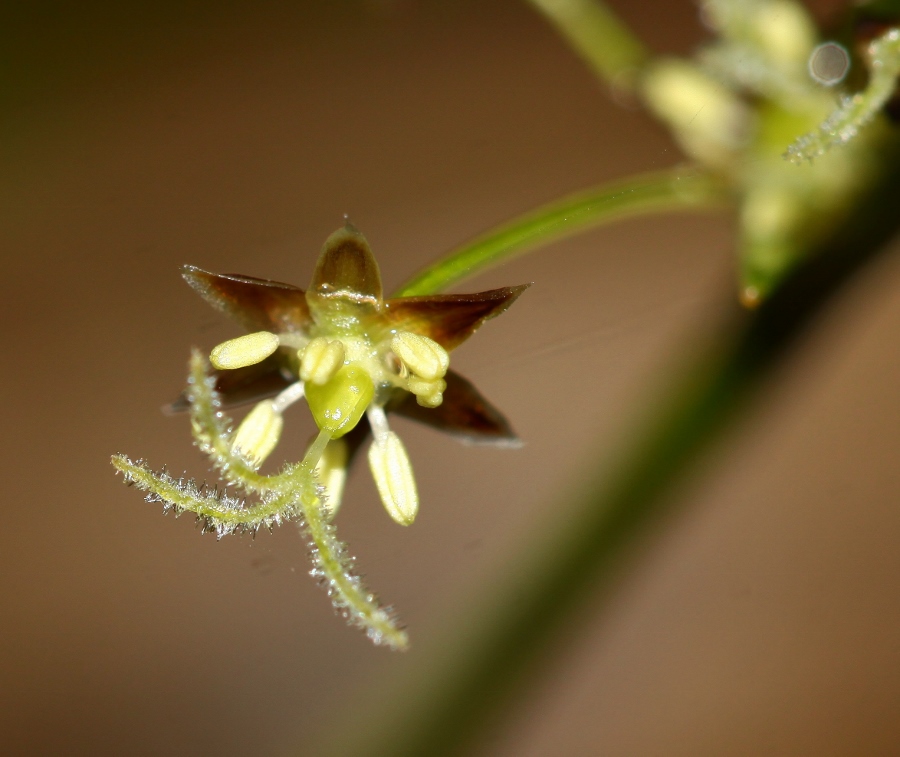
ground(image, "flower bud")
xmin=391 ymin=332 xmax=449 ymax=381
xmin=231 ymin=400 xmax=282 ymax=467
xmin=753 ymin=0 xmax=815 ymax=68
xmin=210 ymin=331 xmax=279 ymax=370
xmin=641 ymin=58 xmax=748 ymax=164
xmin=305 ymin=365 xmax=374 ymax=438
xmin=300 ymin=337 xmax=346 ymax=385
xmin=368 ymin=431 xmax=419 ymax=526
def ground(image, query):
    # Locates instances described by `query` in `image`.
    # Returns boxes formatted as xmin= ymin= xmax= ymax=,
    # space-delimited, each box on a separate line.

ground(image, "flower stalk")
xmin=396 ymin=168 xmax=726 ymax=297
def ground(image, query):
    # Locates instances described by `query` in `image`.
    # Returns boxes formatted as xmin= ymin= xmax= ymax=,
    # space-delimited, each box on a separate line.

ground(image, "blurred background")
xmin=3 ymin=1 xmax=900 ymax=754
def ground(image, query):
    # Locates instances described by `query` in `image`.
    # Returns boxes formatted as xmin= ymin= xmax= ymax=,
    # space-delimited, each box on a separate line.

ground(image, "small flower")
xmin=179 ymin=222 xmax=529 ymax=524
xmin=117 ymin=222 xmax=528 ymax=647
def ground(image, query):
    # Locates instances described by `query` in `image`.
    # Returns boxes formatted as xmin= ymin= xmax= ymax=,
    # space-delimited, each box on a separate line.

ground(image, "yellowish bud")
xmin=407 ymin=375 xmax=446 ymax=408
xmin=232 ymin=400 xmax=283 ymax=467
xmin=210 ymin=331 xmax=279 ymax=370
xmin=641 ymin=58 xmax=747 ymax=164
xmin=316 ymin=439 xmax=349 ymax=519
xmin=741 ymin=187 xmax=800 ymax=240
xmin=391 ymin=332 xmax=449 ymax=381
xmin=754 ymin=0 xmax=815 ymax=68
xmin=300 ymin=337 xmax=346 ymax=385
xmin=368 ymin=432 xmax=419 ymax=526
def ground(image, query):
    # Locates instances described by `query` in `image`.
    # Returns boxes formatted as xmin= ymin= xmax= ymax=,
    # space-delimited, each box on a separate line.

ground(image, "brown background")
xmin=3 ymin=1 xmax=900 ymax=755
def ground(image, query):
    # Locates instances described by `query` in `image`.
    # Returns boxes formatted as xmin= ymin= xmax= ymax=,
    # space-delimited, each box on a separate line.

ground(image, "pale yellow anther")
xmin=231 ymin=400 xmax=283 ymax=467
xmin=316 ymin=438 xmax=349 ymax=519
xmin=641 ymin=59 xmax=748 ymax=165
xmin=407 ymin=375 xmax=446 ymax=408
xmin=753 ymin=0 xmax=816 ymax=67
xmin=300 ymin=337 xmax=346 ymax=385
xmin=210 ymin=331 xmax=279 ymax=370
xmin=368 ymin=432 xmax=419 ymax=526
xmin=390 ymin=332 xmax=449 ymax=381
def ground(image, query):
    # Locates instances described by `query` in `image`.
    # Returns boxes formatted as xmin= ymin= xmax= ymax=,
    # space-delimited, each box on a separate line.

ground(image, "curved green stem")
xmin=786 ymin=27 xmax=900 ymax=163
xmin=321 ymin=139 xmax=900 ymax=756
xmin=111 ymin=454 xmax=302 ymax=535
xmin=186 ymin=349 xmax=295 ymax=494
xmin=116 ymin=353 xmax=408 ymax=647
xmin=393 ymin=168 xmax=727 ymax=297
xmin=523 ymin=0 xmax=649 ymax=91
xmin=297 ymin=431 xmax=409 ymax=650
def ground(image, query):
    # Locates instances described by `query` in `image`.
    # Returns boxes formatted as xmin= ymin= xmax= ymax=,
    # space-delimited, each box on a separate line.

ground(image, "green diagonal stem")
xmin=394 ymin=167 xmax=727 ymax=297
xmin=321 ymin=138 xmax=900 ymax=757
xmin=523 ymin=0 xmax=649 ymax=91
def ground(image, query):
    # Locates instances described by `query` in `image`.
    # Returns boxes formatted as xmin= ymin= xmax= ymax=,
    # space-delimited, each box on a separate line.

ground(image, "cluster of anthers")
xmin=113 ymin=223 xmax=528 ymax=648
xmin=215 ymin=277 xmax=453 ymax=525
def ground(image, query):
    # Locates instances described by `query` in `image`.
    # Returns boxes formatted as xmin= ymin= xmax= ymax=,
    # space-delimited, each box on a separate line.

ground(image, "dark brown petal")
xmin=165 ymin=354 xmax=294 ymax=414
xmin=182 ymin=266 xmax=311 ymax=333
xmin=391 ymin=369 xmax=521 ymax=446
xmin=308 ymin=224 xmax=383 ymax=303
xmin=382 ymin=284 xmax=530 ymax=351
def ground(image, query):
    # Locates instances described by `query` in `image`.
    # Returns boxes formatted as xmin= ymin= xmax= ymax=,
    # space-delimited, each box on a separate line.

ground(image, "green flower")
xmin=115 ymin=223 xmax=528 ymax=648
xmin=176 ymin=222 xmax=528 ymax=525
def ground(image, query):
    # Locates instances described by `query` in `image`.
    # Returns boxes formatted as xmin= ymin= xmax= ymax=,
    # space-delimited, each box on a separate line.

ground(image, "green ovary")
xmin=305 ymin=365 xmax=375 ymax=437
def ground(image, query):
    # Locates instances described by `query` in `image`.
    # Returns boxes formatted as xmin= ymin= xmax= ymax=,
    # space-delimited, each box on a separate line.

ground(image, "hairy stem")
xmin=114 ymin=429 xmax=408 ymax=647
xmin=186 ymin=349 xmax=295 ymax=493
xmin=394 ymin=168 xmax=725 ymax=297
xmin=117 ymin=354 xmax=408 ymax=646
xmin=298 ymin=430 xmax=410 ymax=650
xmin=786 ymin=27 xmax=900 ymax=163
xmin=111 ymin=454 xmax=302 ymax=536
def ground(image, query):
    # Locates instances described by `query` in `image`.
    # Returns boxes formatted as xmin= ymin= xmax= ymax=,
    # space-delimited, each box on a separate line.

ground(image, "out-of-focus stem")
xmin=394 ymin=168 xmax=725 ymax=297
xmin=319 ymin=136 xmax=900 ymax=757
xmin=786 ymin=27 xmax=900 ymax=163
xmin=524 ymin=0 xmax=649 ymax=91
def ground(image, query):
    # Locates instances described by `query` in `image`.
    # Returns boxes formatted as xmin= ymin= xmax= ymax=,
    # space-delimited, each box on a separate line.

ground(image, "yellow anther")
xmin=407 ymin=375 xmax=446 ymax=408
xmin=416 ymin=392 xmax=444 ymax=408
xmin=390 ymin=332 xmax=449 ymax=381
xmin=752 ymin=0 xmax=816 ymax=67
xmin=316 ymin=438 xmax=349 ymax=519
xmin=210 ymin=331 xmax=279 ymax=370
xmin=368 ymin=431 xmax=419 ymax=526
xmin=641 ymin=59 xmax=747 ymax=164
xmin=231 ymin=400 xmax=283 ymax=467
xmin=300 ymin=337 xmax=346 ymax=386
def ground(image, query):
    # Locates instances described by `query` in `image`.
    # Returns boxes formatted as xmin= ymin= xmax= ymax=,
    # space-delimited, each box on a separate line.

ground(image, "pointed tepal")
xmin=392 ymin=369 xmax=521 ymax=446
xmin=181 ymin=267 xmax=311 ymax=334
xmin=383 ymin=285 xmax=531 ymax=351
xmin=308 ymin=222 xmax=384 ymax=304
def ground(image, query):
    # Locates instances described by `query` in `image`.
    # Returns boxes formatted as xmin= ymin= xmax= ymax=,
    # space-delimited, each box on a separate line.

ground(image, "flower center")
xmin=208 ymin=322 xmax=451 ymax=446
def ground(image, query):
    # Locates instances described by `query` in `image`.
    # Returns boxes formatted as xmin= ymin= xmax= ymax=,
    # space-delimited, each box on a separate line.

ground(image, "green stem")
xmin=298 ymin=430 xmax=410 ymax=650
xmin=394 ymin=168 xmax=726 ymax=297
xmin=111 ymin=454 xmax=302 ymax=534
xmin=320 ymin=139 xmax=900 ymax=756
xmin=786 ymin=27 xmax=900 ymax=163
xmin=523 ymin=0 xmax=649 ymax=91
xmin=186 ymin=350 xmax=297 ymax=494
